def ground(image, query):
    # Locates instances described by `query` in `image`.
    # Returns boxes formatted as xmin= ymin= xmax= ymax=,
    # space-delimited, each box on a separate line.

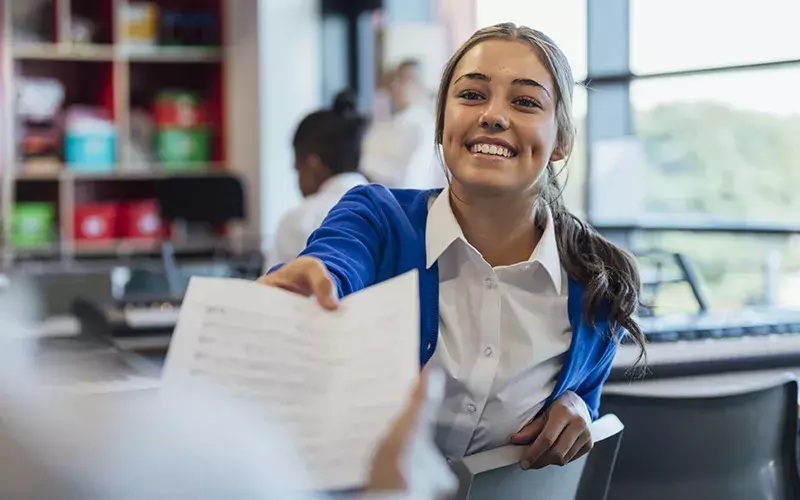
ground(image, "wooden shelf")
xmin=14 ymin=172 xmax=62 ymax=181
xmin=12 ymin=43 xmax=115 ymax=61
xmin=12 ymin=43 xmax=222 ymax=63
xmin=65 ymin=164 xmax=226 ymax=179
xmin=14 ymin=239 xmax=221 ymax=260
xmin=72 ymin=238 xmax=163 ymax=255
xmin=12 ymin=245 xmax=63 ymax=259
xmin=121 ymin=45 xmax=223 ymax=63
xmin=15 ymin=164 xmax=226 ymax=181
xmin=71 ymin=238 xmax=219 ymax=256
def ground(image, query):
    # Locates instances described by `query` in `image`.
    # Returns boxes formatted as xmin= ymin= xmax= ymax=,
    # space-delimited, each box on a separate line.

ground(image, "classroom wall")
xmin=225 ymin=1 xmax=263 ymax=242
xmin=227 ymin=0 xmax=323 ymax=244
xmin=259 ymin=0 xmax=323 ymax=241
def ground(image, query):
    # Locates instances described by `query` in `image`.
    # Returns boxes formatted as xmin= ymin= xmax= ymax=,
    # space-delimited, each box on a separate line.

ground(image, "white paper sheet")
xmin=160 ymin=270 xmax=420 ymax=491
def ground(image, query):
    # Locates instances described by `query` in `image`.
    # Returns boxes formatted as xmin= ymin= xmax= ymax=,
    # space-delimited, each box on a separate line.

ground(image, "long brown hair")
xmin=435 ymin=23 xmax=646 ymax=364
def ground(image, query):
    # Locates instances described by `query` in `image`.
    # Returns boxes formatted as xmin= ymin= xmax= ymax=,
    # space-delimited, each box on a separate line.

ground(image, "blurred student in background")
xmin=361 ymin=59 xmax=446 ymax=190
xmin=270 ymin=91 xmax=371 ymax=267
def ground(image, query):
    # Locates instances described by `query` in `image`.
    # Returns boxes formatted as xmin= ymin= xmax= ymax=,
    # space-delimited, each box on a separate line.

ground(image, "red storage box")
xmin=74 ymin=203 xmax=119 ymax=241
xmin=154 ymin=91 xmax=208 ymax=128
xmin=119 ymin=200 xmax=164 ymax=239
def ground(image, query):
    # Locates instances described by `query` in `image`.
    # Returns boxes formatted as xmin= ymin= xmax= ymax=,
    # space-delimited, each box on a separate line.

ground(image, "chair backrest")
xmin=601 ymin=375 xmax=800 ymax=500
xmin=449 ymin=414 xmax=624 ymax=500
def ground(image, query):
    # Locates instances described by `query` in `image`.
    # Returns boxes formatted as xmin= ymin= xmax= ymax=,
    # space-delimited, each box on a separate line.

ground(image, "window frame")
xmin=584 ymin=0 xmax=800 ymax=235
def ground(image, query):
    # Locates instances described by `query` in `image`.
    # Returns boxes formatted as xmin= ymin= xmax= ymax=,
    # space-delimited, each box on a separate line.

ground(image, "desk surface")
xmin=0 ymin=335 xmax=160 ymax=395
xmin=604 ymin=367 xmax=800 ymax=398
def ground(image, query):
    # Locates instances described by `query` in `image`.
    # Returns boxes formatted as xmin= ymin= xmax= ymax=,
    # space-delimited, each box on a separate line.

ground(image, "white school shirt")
xmin=360 ymin=104 xmax=446 ymax=190
xmin=425 ymin=187 xmax=591 ymax=458
xmin=270 ymin=173 xmax=368 ymax=267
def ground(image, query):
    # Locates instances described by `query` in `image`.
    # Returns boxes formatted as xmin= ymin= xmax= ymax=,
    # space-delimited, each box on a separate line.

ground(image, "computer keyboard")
xmin=629 ymin=309 xmax=800 ymax=343
xmin=610 ymin=309 xmax=800 ymax=381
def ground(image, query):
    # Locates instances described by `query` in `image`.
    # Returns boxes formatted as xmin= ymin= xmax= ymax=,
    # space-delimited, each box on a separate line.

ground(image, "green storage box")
xmin=156 ymin=128 xmax=211 ymax=169
xmin=12 ymin=203 xmax=55 ymax=247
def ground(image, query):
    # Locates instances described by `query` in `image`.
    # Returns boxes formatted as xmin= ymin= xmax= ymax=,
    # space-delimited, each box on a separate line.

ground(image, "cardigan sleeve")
xmin=574 ymin=330 xmax=620 ymax=420
xmin=270 ymin=185 xmax=387 ymax=299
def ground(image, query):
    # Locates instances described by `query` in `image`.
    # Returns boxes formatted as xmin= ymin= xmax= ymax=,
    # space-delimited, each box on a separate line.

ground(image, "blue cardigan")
xmin=276 ymin=184 xmax=619 ymax=420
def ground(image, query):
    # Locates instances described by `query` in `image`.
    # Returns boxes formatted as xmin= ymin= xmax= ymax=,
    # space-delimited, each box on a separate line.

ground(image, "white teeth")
xmin=470 ymin=143 xmax=514 ymax=158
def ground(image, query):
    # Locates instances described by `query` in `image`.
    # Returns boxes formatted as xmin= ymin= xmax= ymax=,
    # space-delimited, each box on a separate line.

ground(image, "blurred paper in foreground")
xmin=0 ymin=278 xmax=318 ymax=500
xmin=161 ymin=271 xmax=421 ymax=491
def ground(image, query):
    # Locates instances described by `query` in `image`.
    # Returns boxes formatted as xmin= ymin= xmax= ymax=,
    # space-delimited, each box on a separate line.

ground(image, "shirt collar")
xmin=318 ymin=172 xmax=368 ymax=196
xmin=531 ymin=206 xmax=563 ymax=295
xmin=425 ymin=185 xmax=563 ymax=294
xmin=425 ymin=185 xmax=463 ymax=269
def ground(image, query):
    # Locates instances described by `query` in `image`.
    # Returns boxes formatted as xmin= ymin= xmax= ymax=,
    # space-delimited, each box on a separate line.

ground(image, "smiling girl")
xmin=260 ymin=23 xmax=645 ymax=469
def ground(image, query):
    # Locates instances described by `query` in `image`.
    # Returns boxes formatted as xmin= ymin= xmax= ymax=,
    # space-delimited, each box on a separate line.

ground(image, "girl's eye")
xmin=514 ymin=96 xmax=541 ymax=108
xmin=458 ymin=90 xmax=484 ymax=101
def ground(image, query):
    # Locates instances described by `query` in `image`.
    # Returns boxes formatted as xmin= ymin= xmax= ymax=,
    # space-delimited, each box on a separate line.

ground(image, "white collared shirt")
xmin=270 ymin=173 xmax=368 ymax=267
xmin=425 ymin=186 xmax=589 ymax=458
xmin=360 ymin=104 xmax=446 ymax=189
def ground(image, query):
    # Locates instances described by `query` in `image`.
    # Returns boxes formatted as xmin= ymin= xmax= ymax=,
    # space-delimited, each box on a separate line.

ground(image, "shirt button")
xmin=467 ymin=403 xmax=477 ymax=414
xmin=484 ymin=346 xmax=493 ymax=357
xmin=484 ymin=277 xmax=497 ymax=290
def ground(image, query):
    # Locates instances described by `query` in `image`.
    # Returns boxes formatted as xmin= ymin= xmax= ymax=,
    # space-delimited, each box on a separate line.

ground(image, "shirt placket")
xmin=454 ymin=264 xmax=502 ymax=457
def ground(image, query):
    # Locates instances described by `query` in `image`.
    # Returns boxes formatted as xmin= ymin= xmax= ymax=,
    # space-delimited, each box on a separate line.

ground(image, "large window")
xmin=561 ymin=86 xmax=587 ymax=216
xmin=630 ymin=0 xmax=800 ymax=75
xmin=635 ymin=232 xmax=800 ymax=313
xmin=464 ymin=0 xmax=800 ymax=312
xmin=585 ymin=0 xmax=800 ymax=313
xmin=631 ymin=66 xmax=800 ymax=226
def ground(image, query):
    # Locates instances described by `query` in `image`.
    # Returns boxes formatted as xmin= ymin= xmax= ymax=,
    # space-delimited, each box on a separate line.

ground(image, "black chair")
xmin=602 ymin=375 xmax=800 ymax=500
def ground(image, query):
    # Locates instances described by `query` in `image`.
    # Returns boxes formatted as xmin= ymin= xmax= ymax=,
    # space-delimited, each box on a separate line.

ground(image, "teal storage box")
xmin=65 ymin=131 xmax=116 ymax=171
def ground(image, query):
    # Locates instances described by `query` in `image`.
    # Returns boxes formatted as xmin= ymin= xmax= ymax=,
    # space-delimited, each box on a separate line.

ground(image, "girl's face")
xmin=294 ymin=152 xmax=328 ymax=198
xmin=441 ymin=39 xmax=563 ymax=197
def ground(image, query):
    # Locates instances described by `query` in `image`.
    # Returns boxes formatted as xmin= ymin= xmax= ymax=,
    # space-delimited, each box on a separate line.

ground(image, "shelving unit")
xmin=1 ymin=0 xmax=233 ymax=268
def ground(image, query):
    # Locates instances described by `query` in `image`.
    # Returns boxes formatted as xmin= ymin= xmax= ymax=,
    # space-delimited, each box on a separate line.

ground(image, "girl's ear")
xmin=549 ymin=147 xmax=565 ymax=163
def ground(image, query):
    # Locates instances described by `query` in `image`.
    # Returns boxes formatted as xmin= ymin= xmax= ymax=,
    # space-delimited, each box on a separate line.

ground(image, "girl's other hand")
xmin=510 ymin=391 xmax=593 ymax=469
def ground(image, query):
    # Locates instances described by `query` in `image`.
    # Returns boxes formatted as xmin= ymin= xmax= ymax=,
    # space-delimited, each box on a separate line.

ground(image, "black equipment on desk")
xmin=72 ymin=294 xmax=180 ymax=360
xmin=628 ymin=309 xmax=800 ymax=344
xmin=610 ymin=251 xmax=800 ymax=382
xmin=609 ymin=308 xmax=800 ymax=382
xmin=73 ymin=295 xmax=181 ymax=338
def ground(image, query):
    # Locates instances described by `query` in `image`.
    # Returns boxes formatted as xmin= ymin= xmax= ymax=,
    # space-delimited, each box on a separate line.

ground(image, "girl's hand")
xmin=367 ymin=368 xmax=457 ymax=498
xmin=257 ymin=257 xmax=339 ymax=310
xmin=510 ymin=391 xmax=593 ymax=469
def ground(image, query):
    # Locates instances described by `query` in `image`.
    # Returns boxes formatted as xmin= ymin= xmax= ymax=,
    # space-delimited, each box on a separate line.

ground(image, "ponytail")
xmin=332 ymin=89 xmax=358 ymax=117
xmin=541 ymin=163 xmax=646 ymax=367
